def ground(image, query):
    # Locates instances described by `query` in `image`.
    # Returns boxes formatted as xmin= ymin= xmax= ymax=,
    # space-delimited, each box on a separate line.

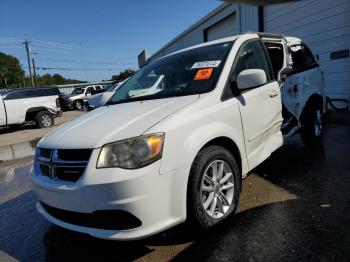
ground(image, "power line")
xmin=33 ymin=58 xmax=136 ymax=65
xmin=0 ymin=58 xmax=136 ymax=65
xmin=31 ymin=39 xmax=80 ymax=49
xmin=37 ymin=66 xmax=135 ymax=71
xmin=4 ymin=65 xmax=135 ymax=71
xmin=0 ymin=38 xmax=79 ymax=49
xmin=29 ymin=47 xmax=76 ymax=54
xmin=0 ymin=46 xmax=23 ymax=49
xmin=0 ymin=37 xmax=24 ymax=40
xmin=31 ymin=42 xmax=77 ymax=50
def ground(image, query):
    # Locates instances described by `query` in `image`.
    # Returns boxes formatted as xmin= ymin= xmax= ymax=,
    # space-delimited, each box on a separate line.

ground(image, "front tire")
xmin=300 ymin=105 xmax=324 ymax=145
xmin=187 ymin=146 xmax=241 ymax=230
xmin=35 ymin=111 xmax=54 ymax=128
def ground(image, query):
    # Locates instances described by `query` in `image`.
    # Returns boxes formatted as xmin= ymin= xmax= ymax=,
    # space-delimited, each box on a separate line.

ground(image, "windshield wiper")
xmin=106 ymin=95 xmax=164 ymax=106
xmin=105 ymin=93 xmax=195 ymax=106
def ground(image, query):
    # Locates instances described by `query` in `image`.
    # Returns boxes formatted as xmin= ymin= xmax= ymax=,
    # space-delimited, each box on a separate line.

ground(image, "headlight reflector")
xmin=97 ymin=133 xmax=164 ymax=169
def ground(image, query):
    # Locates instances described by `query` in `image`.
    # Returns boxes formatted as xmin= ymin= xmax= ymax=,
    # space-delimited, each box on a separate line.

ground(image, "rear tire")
xmin=73 ymin=100 xmax=83 ymax=110
xmin=300 ymin=104 xmax=324 ymax=145
xmin=187 ymin=145 xmax=241 ymax=230
xmin=35 ymin=111 xmax=54 ymax=128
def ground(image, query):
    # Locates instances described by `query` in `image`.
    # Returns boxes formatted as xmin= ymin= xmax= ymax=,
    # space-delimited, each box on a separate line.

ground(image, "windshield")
xmin=106 ymin=84 xmax=120 ymax=92
xmin=107 ymin=41 xmax=233 ymax=105
xmin=71 ymin=87 xmax=84 ymax=95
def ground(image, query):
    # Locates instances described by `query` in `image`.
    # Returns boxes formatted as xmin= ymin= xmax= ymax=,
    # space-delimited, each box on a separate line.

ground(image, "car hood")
xmin=39 ymin=95 xmax=199 ymax=149
xmin=88 ymin=92 xmax=113 ymax=107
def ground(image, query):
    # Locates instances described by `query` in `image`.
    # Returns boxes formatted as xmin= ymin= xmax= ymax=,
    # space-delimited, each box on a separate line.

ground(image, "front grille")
xmin=37 ymin=148 xmax=92 ymax=182
xmin=39 ymin=148 xmax=52 ymax=159
xmin=57 ymin=149 xmax=92 ymax=161
xmin=40 ymin=163 xmax=50 ymax=178
xmin=41 ymin=202 xmax=142 ymax=230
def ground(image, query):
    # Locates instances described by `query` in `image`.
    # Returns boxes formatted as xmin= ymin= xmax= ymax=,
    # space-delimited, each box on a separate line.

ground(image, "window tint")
xmin=4 ymin=88 xmax=60 ymax=100
xmin=5 ymin=90 xmax=34 ymax=100
xmin=43 ymin=88 xmax=60 ymax=96
xmin=72 ymin=88 xmax=84 ymax=95
xmin=85 ymin=87 xmax=94 ymax=94
xmin=230 ymin=40 xmax=272 ymax=84
xmin=290 ymin=44 xmax=316 ymax=71
xmin=95 ymin=86 xmax=102 ymax=90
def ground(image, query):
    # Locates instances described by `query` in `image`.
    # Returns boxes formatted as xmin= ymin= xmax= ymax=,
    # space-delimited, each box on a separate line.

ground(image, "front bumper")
xmin=31 ymin=150 xmax=189 ymax=240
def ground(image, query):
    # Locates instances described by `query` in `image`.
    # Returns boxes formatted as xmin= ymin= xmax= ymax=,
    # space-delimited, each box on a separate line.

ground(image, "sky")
xmin=0 ymin=0 xmax=222 ymax=82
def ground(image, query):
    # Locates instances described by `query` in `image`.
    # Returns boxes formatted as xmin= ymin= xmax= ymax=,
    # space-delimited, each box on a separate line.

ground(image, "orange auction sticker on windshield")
xmin=194 ymin=68 xmax=213 ymax=80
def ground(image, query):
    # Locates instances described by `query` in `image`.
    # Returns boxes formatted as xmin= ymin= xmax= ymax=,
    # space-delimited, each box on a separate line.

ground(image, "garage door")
xmin=264 ymin=0 xmax=350 ymax=100
xmin=205 ymin=14 xmax=236 ymax=42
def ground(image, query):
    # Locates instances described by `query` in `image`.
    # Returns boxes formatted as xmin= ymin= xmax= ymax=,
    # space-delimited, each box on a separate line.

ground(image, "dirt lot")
xmin=0 ymin=111 xmax=349 ymax=261
xmin=0 ymin=111 xmax=84 ymax=147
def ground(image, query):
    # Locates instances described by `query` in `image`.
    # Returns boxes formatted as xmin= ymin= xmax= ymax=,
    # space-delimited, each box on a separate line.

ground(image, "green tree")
xmin=111 ymin=69 xmax=136 ymax=81
xmin=0 ymin=52 xmax=25 ymax=87
xmin=34 ymin=73 xmax=85 ymax=86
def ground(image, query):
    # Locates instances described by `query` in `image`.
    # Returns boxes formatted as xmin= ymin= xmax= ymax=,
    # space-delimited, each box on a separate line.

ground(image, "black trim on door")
xmin=287 ymin=64 xmax=319 ymax=76
xmin=258 ymin=6 xmax=264 ymax=32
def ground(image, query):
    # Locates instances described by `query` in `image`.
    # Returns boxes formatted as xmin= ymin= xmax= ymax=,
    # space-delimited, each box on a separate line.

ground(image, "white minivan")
xmin=32 ymin=33 xmax=325 ymax=240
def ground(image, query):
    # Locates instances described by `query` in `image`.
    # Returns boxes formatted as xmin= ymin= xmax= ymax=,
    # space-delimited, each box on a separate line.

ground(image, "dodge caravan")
xmin=32 ymin=33 xmax=325 ymax=240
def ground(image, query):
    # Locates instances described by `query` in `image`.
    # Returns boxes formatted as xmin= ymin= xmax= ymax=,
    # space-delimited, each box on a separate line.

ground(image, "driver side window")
xmin=231 ymin=40 xmax=272 ymax=84
xmin=223 ymin=40 xmax=272 ymax=100
xmin=85 ymin=87 xmax=93 ymax=94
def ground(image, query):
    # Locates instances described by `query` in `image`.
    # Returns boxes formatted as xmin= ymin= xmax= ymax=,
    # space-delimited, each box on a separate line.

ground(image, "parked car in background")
xmin=85 ymin=81 xmax=125 ymax=110
xmin=61 ymin=85 xmax=103 ymax=110
xmin=0 ymin=87 xmax=61 ymax=128
xmin=32 ymin=33 xmax=325 ymax=240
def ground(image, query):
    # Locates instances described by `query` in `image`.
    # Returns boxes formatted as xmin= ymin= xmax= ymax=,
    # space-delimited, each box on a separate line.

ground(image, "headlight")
xmin=97 ymin=133 xmax=164 ymax=169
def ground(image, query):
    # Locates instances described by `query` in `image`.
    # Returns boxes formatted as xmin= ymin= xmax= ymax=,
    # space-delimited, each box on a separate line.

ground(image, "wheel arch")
xmin=25 ymin=107 xmax=49 ymax=121
xmin=199 ymin=136 xmax=242 ymax=178
xmin=187 ymin=136 xmax=243 ymax=196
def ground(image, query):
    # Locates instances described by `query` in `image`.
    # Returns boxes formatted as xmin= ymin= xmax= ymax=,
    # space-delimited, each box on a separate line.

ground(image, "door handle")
xmin=269 ymin=90 xmax=279 ymax=98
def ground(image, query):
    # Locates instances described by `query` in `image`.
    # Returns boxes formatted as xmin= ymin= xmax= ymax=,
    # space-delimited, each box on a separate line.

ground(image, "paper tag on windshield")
xmin=194 ymin=68 xmax=213 ymax=80
xmin=191 ymin=60 xmax=221 ymax=69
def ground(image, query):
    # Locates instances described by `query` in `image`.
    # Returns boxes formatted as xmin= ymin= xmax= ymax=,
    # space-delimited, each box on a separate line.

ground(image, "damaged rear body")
xmin=260 ymin=33 xmax=325 ymax=138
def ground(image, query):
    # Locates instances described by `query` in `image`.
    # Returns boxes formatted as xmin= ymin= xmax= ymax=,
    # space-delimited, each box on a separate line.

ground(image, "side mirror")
xmin=237 ymin=69 xmax=267 ymax=90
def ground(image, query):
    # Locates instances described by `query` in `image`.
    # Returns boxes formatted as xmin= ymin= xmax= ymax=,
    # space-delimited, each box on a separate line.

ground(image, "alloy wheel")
xmin=42 ymin=115 xmax=52 ymax=127
xmin=200 ymin=160 xmax=235 ymax=219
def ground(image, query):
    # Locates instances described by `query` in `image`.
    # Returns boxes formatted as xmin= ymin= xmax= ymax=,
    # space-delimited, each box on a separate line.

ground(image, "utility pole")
xmin=23 ymin=39 xmax=34 ymax=87
xmin=32 ymin=58 xmax=37 ymax=86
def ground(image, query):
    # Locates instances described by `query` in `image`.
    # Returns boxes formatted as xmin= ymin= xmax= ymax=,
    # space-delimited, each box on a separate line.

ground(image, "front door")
xmin=231 ymin=40 xmax=283 ymax=170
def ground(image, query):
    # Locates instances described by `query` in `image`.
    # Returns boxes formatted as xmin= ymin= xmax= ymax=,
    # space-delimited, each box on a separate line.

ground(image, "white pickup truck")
xmin=0 ymin=87 xmax=61 ymax=128
xmin=32 ymin=33 xmax=325 ymax=240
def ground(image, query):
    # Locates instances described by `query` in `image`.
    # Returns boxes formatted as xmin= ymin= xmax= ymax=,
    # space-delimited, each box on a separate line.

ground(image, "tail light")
xmin=56 ymin=98 xmax=61 ymax=109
